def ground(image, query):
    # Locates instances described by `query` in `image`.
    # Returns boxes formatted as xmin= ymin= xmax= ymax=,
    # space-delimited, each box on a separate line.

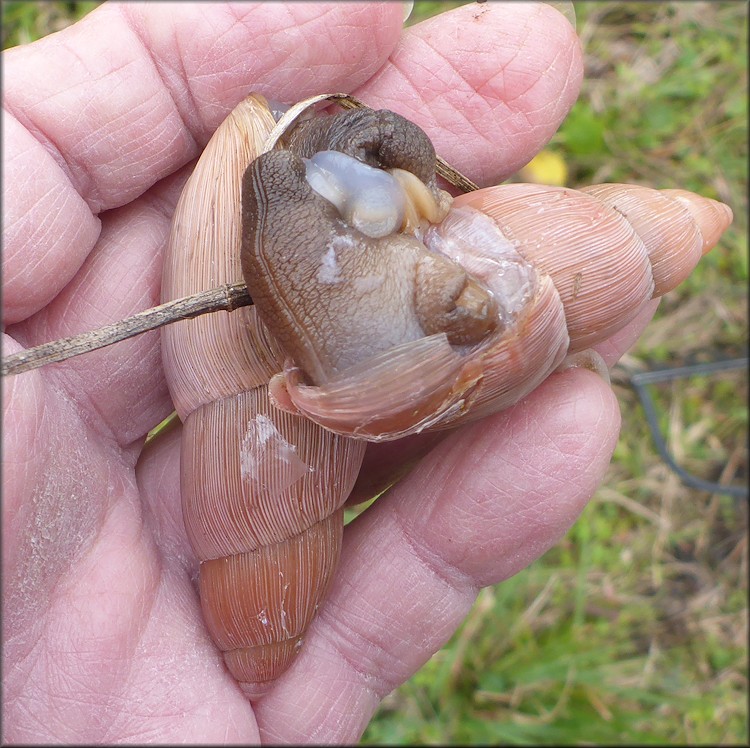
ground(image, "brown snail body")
xmin=161 ymin=93 xmax=731 ymax=691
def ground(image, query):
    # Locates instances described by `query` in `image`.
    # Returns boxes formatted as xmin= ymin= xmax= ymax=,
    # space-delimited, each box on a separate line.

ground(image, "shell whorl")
xmin=161 ymin=94 xmax=365 ymax=688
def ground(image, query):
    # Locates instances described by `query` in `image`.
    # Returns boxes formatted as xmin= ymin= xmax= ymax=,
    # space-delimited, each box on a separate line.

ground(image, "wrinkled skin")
xmin=2 ymin=2 xmax=660 ymax=743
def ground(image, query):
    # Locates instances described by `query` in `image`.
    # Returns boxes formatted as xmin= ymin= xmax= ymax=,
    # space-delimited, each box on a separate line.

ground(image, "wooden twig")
xmin=436 ymin=157 xmax=479 ymax=193
xmin=2 ymin=282 xmax=252 ymax=377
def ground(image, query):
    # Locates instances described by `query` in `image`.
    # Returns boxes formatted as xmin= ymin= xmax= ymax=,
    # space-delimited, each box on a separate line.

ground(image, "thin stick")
xmin=437 ymin=157 xmax=479 ymax=193
xmin=2 ymin=283 xmax=252 ymax=377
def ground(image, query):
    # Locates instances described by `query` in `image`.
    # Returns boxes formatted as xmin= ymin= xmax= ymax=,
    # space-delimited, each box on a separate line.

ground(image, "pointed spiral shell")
xmin=161 ymin=93 xmax=732 ymax=691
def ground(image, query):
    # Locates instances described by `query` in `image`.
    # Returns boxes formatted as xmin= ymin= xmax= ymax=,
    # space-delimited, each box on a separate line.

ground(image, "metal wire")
xmin=627 ymin=356 xmax=748 ymax=498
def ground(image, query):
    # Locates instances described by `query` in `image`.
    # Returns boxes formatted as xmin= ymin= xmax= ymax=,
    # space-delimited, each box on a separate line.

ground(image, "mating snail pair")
xmin=161 ymin=92 xmax=732 ymax=694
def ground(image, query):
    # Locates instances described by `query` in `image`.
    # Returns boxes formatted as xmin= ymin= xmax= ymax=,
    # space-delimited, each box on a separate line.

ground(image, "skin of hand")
xmin=2 ymin=1 xmax=660 ymax=743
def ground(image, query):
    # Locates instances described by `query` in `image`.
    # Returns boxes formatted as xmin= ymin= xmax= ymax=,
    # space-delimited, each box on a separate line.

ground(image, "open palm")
xmin=3 ymin=2 xmax=658 ymax=742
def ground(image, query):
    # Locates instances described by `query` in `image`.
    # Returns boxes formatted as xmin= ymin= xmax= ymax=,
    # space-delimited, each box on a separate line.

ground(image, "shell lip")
xmin=270 ymin=333 xmax=493 ymax=441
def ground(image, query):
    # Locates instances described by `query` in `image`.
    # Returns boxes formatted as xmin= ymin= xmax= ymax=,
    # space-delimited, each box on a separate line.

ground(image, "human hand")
xmin=2 ymin=1 xmax=683 ymax=742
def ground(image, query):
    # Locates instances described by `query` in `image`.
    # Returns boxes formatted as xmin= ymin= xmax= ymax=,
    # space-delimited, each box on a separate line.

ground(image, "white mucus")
xmin=317 ymin=244 xmax=343 ymax=284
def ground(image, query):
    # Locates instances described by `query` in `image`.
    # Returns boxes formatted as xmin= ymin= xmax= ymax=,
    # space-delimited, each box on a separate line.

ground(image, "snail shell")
xmin=240 ymin=100 xmax=731 ymax=440
xmin=161 ymin=93 xmax=731 ymax=691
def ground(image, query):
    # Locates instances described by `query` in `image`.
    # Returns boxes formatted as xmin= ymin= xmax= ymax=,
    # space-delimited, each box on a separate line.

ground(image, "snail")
xmin=160 ymin=93 xmax=732 ymax=695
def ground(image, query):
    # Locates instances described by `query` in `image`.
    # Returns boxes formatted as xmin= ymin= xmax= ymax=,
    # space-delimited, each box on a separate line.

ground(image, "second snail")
xmin=161 ymin=93 xmax=732 ymax=694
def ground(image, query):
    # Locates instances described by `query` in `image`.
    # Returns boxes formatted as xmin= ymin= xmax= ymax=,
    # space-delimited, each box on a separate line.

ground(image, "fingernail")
xmin=557 ymin=349 xmax=611 ymax=385
xmin=539 ymin=1 xmax=577 ymax=30
xmin=402 ymin=1 xmax=414 ymax=23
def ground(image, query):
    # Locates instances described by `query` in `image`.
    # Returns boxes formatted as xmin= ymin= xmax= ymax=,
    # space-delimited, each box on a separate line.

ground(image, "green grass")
xmin=4 ymin=1 xmax=747 ymax=744
xmin=1 ymin=0 xmax=100 ymax=47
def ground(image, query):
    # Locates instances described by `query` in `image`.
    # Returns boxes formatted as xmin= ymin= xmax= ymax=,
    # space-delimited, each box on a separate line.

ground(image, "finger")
xmin=593 ymin=298 xmax=660 ymax=367
xmin=136 ymin=422 xmax=194 ymax=571
xmin=355 ymin=1 xmax=584 ymax=184
xmin=253 ymin=367 xmax=620 ymax=742
xmin=351 ymin=298 xmax=660 ymax=504
xmin=2 ymin=1 xmax=405 ymax=323
xmin=2 ymin=113 xmax=102 ymax=324
xmin=3 ymin=1 xmax=405 ymax=212
xmin=7 ymin=168 xmax=188 ymax=445
xmin=347 ymin=431 xmax=447 ymax=506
